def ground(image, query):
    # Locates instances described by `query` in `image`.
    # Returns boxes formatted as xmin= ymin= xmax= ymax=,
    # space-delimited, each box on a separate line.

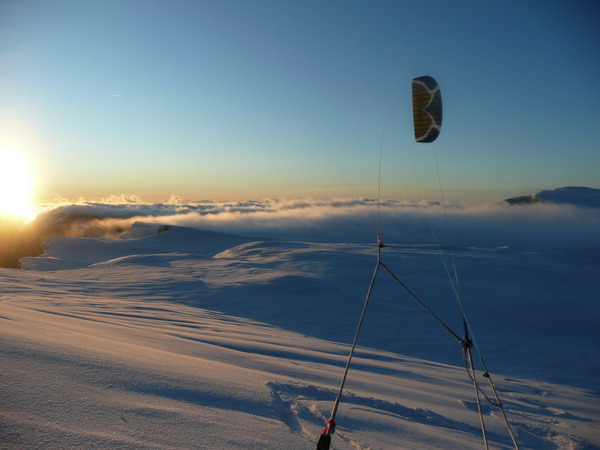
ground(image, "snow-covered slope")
xmin=2 ymin=224 xmax=599 ymax=449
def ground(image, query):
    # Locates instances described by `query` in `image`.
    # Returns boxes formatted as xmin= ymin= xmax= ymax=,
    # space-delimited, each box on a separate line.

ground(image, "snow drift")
xmin=2 ymin=215 xmax=599 ymax=448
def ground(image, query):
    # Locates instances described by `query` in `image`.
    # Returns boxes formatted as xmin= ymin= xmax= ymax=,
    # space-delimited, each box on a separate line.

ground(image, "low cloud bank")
xmin=2 ymin=196 xmax=599 ymax=267
xmin=35 ymin=197 xmax=600 ymax=249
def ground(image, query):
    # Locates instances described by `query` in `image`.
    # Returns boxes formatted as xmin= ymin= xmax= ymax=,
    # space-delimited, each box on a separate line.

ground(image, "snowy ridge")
xmin=534 ymin=186 xmax=600 ymax=208
xmin=2 ymin=224 xmax=599 ymax=448
xmin=506 ymin=186 xmax=600 ymax=208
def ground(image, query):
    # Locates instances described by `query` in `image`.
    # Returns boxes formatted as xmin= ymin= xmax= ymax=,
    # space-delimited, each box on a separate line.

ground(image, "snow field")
xmin=2 ymin=224 xmax=599 ymax=448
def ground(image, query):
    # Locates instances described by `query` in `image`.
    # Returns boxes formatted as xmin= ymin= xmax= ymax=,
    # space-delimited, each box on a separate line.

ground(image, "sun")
xmin=0 ymin=147 xmax=36 ymax=221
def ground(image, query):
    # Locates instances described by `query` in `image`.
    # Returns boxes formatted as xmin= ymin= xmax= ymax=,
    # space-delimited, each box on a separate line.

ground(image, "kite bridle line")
xmin=318 ymin=211 xmax=519 ymax=450
xmin=317 ymin=78 xmax=519 ymax=450
xmin=431 ymin=144 xmax=519 ymax=448
xmin=377 ymin=105 xmax=400 ymax=242
xmin=318 ymin=108 xmax=394 ymax=450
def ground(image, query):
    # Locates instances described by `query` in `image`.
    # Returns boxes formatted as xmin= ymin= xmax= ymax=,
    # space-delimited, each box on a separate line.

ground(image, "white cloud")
xmin=31 ymin=197 xmax=600 ymax=252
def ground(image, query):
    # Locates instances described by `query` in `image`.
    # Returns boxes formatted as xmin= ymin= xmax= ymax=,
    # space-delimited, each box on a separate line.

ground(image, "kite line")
xmin=317 ymin=76 xmax=519 ymax=450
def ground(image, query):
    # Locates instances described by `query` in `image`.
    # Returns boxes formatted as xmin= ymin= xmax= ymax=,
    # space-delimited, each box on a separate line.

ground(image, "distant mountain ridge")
xmin=506 ymin=186 xmax=600 ymax=208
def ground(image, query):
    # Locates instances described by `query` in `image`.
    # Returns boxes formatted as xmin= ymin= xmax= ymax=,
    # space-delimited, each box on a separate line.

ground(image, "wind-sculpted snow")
xmin=2 ymin=223 xmax=599 ymax=448
xmin=17 ymin=227 xmax=600 ymax=390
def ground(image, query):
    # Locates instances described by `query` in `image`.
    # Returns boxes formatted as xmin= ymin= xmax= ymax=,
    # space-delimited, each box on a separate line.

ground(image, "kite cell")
xmin=412 ymin=76 xmax=443 ymax=143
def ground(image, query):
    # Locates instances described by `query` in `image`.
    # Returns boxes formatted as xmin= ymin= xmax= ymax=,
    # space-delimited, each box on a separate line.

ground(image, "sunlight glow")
xmin=0 ymin=147 xmax=36 ymax=220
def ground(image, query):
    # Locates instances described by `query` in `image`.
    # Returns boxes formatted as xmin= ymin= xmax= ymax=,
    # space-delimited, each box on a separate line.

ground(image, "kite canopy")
xmin=412 ymin=76 xmax=443 ymax=143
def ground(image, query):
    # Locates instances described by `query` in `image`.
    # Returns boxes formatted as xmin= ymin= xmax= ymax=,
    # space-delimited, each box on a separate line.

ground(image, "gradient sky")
xmin=1 ymin=0 xmax=599 ymax=204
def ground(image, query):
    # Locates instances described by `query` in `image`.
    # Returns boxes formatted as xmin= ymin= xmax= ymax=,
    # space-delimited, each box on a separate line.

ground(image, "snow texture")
xmin=2 ymin=218 xmax=599 ymax=449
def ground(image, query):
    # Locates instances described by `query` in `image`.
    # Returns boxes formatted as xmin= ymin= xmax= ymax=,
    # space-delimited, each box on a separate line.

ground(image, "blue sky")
xmin=1 ymin=0 xmax=599 ymax=203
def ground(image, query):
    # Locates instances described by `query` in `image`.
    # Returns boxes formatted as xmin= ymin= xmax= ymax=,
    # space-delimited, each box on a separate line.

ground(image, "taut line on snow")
xmin=317 ymin=76 xmax=519 ymax=450
xmin=317 ymin=258 xmax=381 ymax=450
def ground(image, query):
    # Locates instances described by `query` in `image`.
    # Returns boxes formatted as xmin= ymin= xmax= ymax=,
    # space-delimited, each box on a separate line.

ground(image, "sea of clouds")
xmin=35 ymin=195 xmax=600 ymax=248
xmin=2 ymin=194 xmax=599 ymax=267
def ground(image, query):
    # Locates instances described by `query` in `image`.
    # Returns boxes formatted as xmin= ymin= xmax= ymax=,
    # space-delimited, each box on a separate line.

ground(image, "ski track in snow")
xmin=1 ymin=224 xmax=599 ymax=449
